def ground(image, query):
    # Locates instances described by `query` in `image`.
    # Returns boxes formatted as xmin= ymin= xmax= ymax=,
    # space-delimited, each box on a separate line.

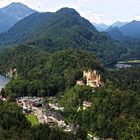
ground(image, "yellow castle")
xmin=77 ymin=69 xmax=101 ymax=88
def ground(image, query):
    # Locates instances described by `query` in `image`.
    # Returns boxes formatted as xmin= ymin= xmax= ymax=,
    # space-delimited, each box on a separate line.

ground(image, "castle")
xmin=77 ymin=69 xmax=101 ymax=88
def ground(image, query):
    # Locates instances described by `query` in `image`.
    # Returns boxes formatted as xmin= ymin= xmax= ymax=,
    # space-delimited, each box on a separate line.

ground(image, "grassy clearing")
xmin=26 ymin=114 xmax=39 ymax=126
xmin=127 ymin=60 xmax=140 ymax=63
xmin=118 ymin=60 xmax=140 ymax=64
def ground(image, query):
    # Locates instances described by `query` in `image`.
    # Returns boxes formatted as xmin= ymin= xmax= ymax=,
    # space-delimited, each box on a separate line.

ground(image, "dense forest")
xmin=61 ymin=66 xmax=140 ymax=139
xmin=0 ymin=45 xmax=104 ymax=98
xmin=107 ymin=38 xmax=140 ymax=63
xmin=61 ymin=86 xmax=140 ymax=139
xmin=106 ymin=66 xmax=140 ymax=92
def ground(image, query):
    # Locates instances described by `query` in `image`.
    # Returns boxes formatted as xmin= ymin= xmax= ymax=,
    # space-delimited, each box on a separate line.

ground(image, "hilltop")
xmin=0 ymin=2 xmax=36 ymax=33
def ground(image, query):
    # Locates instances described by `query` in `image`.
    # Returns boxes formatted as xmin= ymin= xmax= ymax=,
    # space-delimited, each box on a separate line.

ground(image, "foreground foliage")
xmin=62 ymin=86 xmax=140 ymax=139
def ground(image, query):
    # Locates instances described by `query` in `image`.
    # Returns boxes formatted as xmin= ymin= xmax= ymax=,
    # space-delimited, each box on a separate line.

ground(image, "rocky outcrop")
xmin=6 ymin=68 xmax=18 ymax=79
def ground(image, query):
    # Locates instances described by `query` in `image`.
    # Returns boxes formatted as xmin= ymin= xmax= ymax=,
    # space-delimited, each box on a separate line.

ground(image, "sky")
xmin=0 ymin=0 xmax=140 ymax=25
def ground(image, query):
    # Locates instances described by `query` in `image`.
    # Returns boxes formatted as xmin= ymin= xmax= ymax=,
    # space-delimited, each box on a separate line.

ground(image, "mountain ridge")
xmin=106 ymin=20 xmax=140 ymax=40
xmin=0 ymin=2 xmax=37 ymax=33
xmin=0 ymin=7 xmax=123 ymax=65
xmin=1 ymin=2 xmax=37 ymax=20
xmin=111 ymin=21 xmax=127 ymax=28
xmin=93 ymin=23 xmax=109 ymax=31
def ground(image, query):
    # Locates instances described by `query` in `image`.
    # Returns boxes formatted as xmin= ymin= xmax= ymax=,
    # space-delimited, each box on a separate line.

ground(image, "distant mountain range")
xmin=111 ymin=21 xmax=128 ymax=28
xmin=93 ymin=23 xmax=109 ymax=31
xmin=94 ymin=20 xmax=140 ymax=40
xmin=1 ymin=2 xmax=140 ymax=42
xmin=0 ymin=2 xmax=36 ymax=33
xmin=93 ymin=21 xmax=127 ymax=32
xmin=0 ymin=3 xmax=139 ymax=64
xmin=106 ymin=20 xmax=140 ymax=40
xmin=106 ymin=26 xmax=124 ymax=40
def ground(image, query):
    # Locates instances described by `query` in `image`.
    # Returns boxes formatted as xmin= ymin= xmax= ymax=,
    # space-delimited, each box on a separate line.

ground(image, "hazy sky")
xmin=0 ymin=0 xmax=139 ymax=25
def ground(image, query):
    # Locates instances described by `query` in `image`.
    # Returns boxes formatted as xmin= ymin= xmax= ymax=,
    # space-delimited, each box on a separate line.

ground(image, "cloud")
xmin=80 ymin=10 xmax=115 ymax=25
xmin=0 ymin=0 xmax=25 ymax=8
xmin=0 ymin=0 xmax=11 ymax=7
xmin=133 ymin=15 xmax=140 ymax=21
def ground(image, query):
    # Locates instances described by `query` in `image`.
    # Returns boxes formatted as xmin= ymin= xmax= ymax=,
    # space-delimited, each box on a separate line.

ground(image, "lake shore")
xmin=0 ymin=74 xmax=11 ymax=91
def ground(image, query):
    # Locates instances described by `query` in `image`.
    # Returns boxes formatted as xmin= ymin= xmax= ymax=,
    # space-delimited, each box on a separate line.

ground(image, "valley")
xmin=115 ymin=60 xmax=140 ymax=68
xmin=118 ymin=59 xmax=140 ymax=64
xmin=0 ymin=1 xmax=140 ymax=140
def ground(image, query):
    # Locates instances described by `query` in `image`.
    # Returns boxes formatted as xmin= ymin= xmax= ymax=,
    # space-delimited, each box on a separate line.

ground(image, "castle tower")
xmin=77 ymin=69 xmax=102 ymax=88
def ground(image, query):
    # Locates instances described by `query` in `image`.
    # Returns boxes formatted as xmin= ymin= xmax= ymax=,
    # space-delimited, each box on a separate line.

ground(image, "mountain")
xmin=106 ymin=20 xmax=140 ymax=40
xmin=0 ymin=2 xmax=37 ymax=33
xmin=1 ymin=2 xmax=37 ymax=20
xmin=119 ymin=20 xmax=140 ymax=38
xmin=94 ymin=21 xmax=127 ymax=32
xmin=107 ymin=26 xmax=124 ymax=40
xmin=111 ymin=21 xmax=127 ymax=27
xmin=0 ymin=11 xmax=17 ymax=33
xmin=93 ymin=23 xmax=109 ymax=31
xmin=0 ymin=7 xmax=123 ymax=65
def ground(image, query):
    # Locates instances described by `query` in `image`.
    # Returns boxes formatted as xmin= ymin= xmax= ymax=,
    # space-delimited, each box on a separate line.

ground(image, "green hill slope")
xmin=0 ymin=8 xmax=123 ymax=65
xmin=0 ymin=45 xmax=103 ymax=96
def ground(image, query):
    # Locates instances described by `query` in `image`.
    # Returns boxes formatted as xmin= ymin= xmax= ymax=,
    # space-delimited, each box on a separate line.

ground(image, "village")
xmin=16 ymin=96 xmax=76 ymax=132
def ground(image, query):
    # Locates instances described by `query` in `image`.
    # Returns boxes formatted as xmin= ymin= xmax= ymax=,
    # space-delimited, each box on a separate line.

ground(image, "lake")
xmin=0 ymin=74 xmax=11 ymax=91
xmin=115 ymin=61 xmax=140 ymax=68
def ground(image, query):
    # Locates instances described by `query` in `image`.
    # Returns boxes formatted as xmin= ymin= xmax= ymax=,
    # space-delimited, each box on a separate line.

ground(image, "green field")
xmin=26 ymin=114 xmax=39 ymax=126
xmin=118 ymin=60 xmax=140 ymax=64
xmin=127 ymin=60 xmax=140 ymax=63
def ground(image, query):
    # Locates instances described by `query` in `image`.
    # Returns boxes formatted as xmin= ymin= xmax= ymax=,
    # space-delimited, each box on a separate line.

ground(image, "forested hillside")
xmin=119 ymin=40 xmax=140 ymax=60
xmin=105 ymin=21 xmax=140 ymax=61
xmin=106 ymin=20 xmax=140 ymax=40
xmin=0 ymin=8 xmax=125 ymax=65
xmin=61 ymin=66 xmax=140 ymax=139
xmin=0 ymin=45 xmax=104 ymax=97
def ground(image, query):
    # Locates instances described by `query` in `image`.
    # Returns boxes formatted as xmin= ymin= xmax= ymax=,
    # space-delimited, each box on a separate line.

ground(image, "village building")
xmin=16 ymin=96 xmax=44 ymax=112
xmin=83 ymin=101 xmax=92 ymax=109
xmin=0 ymin=96 xmax=7 ymax=101
xmin=78 ymin=101 xmax=92 ymax=111
xmin=48 ymin=103 xmax=64 ymax=111
xmin=45 ymin=110 xmax=66 ymax=128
